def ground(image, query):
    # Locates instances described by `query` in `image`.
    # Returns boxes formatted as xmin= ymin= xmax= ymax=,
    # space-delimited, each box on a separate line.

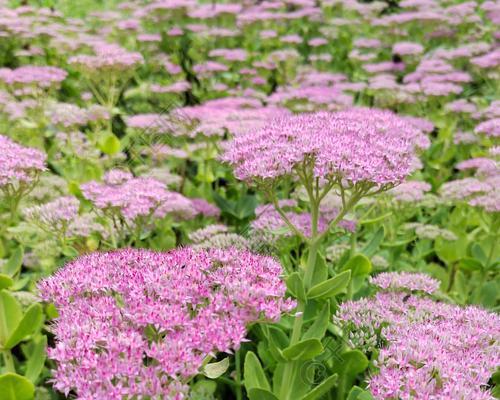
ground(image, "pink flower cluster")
xmin=222 ymin=108 xmax=423 ymax=186
xmin=81 ymin=169 xmax=195 ymax=221
xmin=0 ymin=135 xmax=46 ymax=187
xmin=24 ymin=195 xmax=79 ymax=230
xmin=173 ymin=97 xmax=290 ymax=137
xmin=388 ymin=181 xmax=432 ymax=203
xmin=0 ymin=66 xmax=67 ymax=88
xmin=336 ymin=273 xmax=499 ymax=400
xmin=38 ymin=247 xmax=294 ymax=399
xmin=190 ymin=198 xmax=220 ymax=217
xmin=441 ymin=158 xmax=499 ymax=213
xmin=252 ymin=201 xmax=355 ymax=238
xmin=69 ymin=43 xmax=144 ymax=72
xmin=370 ymin=271 xmax=440 ymax=293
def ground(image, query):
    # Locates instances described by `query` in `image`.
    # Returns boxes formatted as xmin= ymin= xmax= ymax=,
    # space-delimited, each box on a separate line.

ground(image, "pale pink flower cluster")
xmin=441 ymin=159 xmax=499 ymax=213
xmin=190 ymin=198 xmax=220 ymax=217
xmin=24 ymin=196 xmax=79 ymax=231
xmin=0 ymin=135 xmax=46 ymax=187
xmin=475 ymin=118 xmax=500 ymax=137
xmin=81 ymin=170 xmax=195 ymax=221
xmin=252 ymin=202 xmax=355 ymax=238
xmin=336 ymin=281 xmax=499 ymax=400
xmin=172 ymin=97 xmax=291 ymax=137
xmin=126 ymin=113 xmax=176 ymax=134
xmin=39 ymin=247 xmax=294 ymax=399
xmin=69 ymin=43 xmax=144 ymax=72
xmin=370 ymin=271 xmax=440 ymax=293
xmin=388 ymin=181 xmax=432 ymax=203
xmin=47 ymin=103 xmax=110 ymax=128
xmin=0 ymin=66 xmax=67 ymax=88
xmin=222 ymin=108 xmax=423 ymax=186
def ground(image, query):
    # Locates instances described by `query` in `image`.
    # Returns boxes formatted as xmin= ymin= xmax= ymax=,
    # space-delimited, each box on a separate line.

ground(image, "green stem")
xmin=280 ymin=210 xmax=320 ymax=400
xmin=235 ymin=349 xmax=243 ymax=400
xmin=2 ymin=350 xmax=15 ymax=373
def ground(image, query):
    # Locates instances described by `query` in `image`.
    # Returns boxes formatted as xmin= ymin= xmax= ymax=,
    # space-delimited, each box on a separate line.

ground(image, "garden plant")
xmin=0 ymin=0 xmax=498 ymax=399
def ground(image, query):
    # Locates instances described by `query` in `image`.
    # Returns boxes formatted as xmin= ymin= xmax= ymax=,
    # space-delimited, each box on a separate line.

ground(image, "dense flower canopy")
xmin=336 ymin=273 xmax=500 ymax=400
xmin=222 ymin=108 xmax=424 ymax=186
xmin=38 ymin=247 xmax=294 ymax=399
xmin=0 ymin=134 xmax=46 ymax=187
xmin=81 ymin=170 xmax=195 ymax=221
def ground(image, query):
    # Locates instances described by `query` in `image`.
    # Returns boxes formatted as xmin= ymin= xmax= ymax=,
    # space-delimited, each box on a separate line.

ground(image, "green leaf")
xmin=300 ymin=373 xmax=338 ymax=400
xmin=332 ymin=350 xmax=369 ymax=377
xmin=248 ymin=388 xmax=279 ymax=400
xmin=471 ymin=243 xmax=487 ymax=265
xmin=212 ymin=191 xmax=236 ymax=215
xmin=3 ymin=247 xmax=23 ymax=277
xmin=479 ymin=281 xmax=498 ymax=308
xmin=99 ymin=133 xmax=121 ymax=155
xmin=346 ymin=386 xmax=375 ymax=400
xmin=24 ymin=335 xmax=47 ymax=384
xmin=0 ymin=373 xmax=35 ymax=400
xmin=202 ymin=357 xmax=229 ymax=379
xmin=244 ymin=351 xmax=270 ymax=391
xmin=286 ymin=273 xmax=306 ymax=302
xmin=311 ymin=253 xmax=328 ymax=287
xmin=282 ymin=339 xmax=323 ymax=361
xmin=267 ymin=326 xmax=288 ymax=363
xmin=0 ymin=290 xmax=22 ymax=345
xmin=235 ymin=195 xmax=258 ymax=219
xmin=307 ymin=271 xmax=351 ymax=300
xmin=458 ymin=257 xmax=483 ymax=272
xmin=0 ymin=274 xmax=14 ymax=290
xmin=61 ymin=246 xmax=79 ymax=258
xmin=190 ymin=380 xmax=217 ymax=400
xmin=361 ymin=227 xmax=384 ymax=257
xmin=435 ymin=235 xmax=467 ymax=264
xmin=4 ymin=303 xmax=44 ymax=349
xmin=342 ymin=255 xmax=372 ymax=277
xmin=303 ymin=302 xmax=330 ymax=340
xmin=360 ymin=213 xmax=392 ymax=225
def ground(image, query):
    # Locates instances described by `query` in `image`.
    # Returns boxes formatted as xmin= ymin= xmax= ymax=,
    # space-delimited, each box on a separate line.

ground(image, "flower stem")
xmin=2 ymin=350 xmax=15 ymax=373
xmin=235 ymin=349 xmax=243 ymax=400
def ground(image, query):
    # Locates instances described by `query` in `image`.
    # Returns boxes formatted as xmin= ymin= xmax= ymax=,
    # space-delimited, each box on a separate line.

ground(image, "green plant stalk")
xmin=2 ymin=349 xmax=15 ymax=373
xmin=279 ymin=204 xmax=320 ymax=400
xmin=279 ymin=187 xmax=363 ymax=400
xmin=235 ymin=349 xmax=243 ymax=400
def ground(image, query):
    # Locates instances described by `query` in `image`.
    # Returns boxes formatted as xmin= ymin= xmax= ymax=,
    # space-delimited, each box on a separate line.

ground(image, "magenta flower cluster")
xmin=222 ymin=108 xmax=424 ymax=186
xmin=0 ymin=66 xmax=67 ymax=88
xmin=0 ymin=134 xmax=46 ymax=187
xmin=336 ymin=273 xmax=499 ymax=400
xmin=38 ymin=247 xmax=294 ymax=399
xmin=81 ymin=170 xmax=195 ymax=221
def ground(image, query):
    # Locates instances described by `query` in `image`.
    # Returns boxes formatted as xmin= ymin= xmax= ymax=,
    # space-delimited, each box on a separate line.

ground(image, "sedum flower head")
xmin=370 ymin=271 xmax=440 ymax=293
xmin=81 ymin=170 xmax=195 ymax=221
xmin=38 ymin=247 xmax=293 ymax=399
xmin=222 ymin=108 xmax=423 ymax=186
xmin=336 ymin=288 xmax=499 ymax=400
xmin=0 ymin=134 xmax=46 ymax=188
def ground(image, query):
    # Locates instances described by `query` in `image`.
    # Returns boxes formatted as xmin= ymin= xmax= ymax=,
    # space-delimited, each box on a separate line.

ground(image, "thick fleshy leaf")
xmin=307 ymin=271 xmax=351 ymax=300
xmin=282 ymin=339 xmax=323 ymax=361
xmin=244 ymin=351 xmax=270 ymax=391
xmin=0 ymin=290 xmax=22 ymax=345
xmin=0 ymin=373 xmax=35 ymax=400
xmin=202 ymin=357 xmax=229 ymax=379
xmin=301 ymin=373 xmax=338 ymax=400
xmin=24 ymin=335 xmax=47 ymax=384
xmin=4 ymin=303 xmax=44 ymax=349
